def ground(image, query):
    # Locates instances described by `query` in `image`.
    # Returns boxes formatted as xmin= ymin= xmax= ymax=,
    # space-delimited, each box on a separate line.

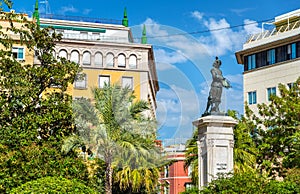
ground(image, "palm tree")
xmin=184 ymin=129 xmax=199 ymax=186
xmin=228 ymin=110 xmax=258 ymax=174
xmin=63 ymin=84 xmax=161 ymax=194
xmin=113 ymin=133 xmax=162 ymax=193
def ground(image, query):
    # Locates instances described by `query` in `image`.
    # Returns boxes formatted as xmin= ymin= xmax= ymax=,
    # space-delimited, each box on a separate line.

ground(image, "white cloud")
xmin=243 ymin=19 xmax=261 ymax=35
xmin=138 ymin=13 xmax=262 ymax=64
xmin=224 ymin=73 xmax=243 ymax=85
xmin=154 ymin=49 xmax=187 ymax=71
xmin=135 ymin=15 xmax=252 ymax=139
xmin=189 ymin=11 xmax=263 ymax=57
xmin=155 ymin=62 xmax=175 ymax=71
xmin=156 ymin=85 xmax=200 ymax=132
xmin=58 ymin=5 xmax=78 ymax=15
xmin=143 ymin=18 xmax=169 ymax=37
xmin=230 ymin=8 xmax=252 ymax=16
xmin=200 ymin=18 xmax=245 ymax=56
xmin=141 ymin=19 xmax=210 ymax=60
xmin=191 ymin=11 xmax=204 ymax=21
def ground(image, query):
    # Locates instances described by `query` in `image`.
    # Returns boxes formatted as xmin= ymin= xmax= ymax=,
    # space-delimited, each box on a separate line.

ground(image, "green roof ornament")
xmin=141 ymin=24 xmax=147 ymax=44
xmin=32 ymin=0 xmax=40 ymax=25
xmin=122 ymin=7 xmax=128 ymax=27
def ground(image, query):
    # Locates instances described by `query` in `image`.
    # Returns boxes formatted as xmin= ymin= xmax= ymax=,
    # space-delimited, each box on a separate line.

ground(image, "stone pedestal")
xmin=193 ymin=115 xmax=237 ymax=187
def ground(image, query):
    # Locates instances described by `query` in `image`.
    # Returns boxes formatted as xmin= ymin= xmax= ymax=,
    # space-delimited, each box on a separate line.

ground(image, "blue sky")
xmin=9 ymin=0 xmax=300 ymax=142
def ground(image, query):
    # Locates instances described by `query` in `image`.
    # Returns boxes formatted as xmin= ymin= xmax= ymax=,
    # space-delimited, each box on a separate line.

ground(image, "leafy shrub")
xmin=10 ymin=176 xmax=97 ymax=194
xmin=199 ymin=172 xmax=300 ymax=194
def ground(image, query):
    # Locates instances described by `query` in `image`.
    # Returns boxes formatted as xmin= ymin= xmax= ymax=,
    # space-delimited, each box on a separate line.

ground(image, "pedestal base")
xmin=193 ymin=115 xmax=237 ymax=187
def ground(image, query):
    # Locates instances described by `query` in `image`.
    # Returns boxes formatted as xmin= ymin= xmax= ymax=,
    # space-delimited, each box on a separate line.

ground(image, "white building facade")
xmin=235 ymin=9 xmax=300 ymax=115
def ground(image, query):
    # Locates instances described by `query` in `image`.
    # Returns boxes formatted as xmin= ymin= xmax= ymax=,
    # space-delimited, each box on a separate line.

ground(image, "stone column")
xmin=193 ymin=115 xmax=237 ymax=188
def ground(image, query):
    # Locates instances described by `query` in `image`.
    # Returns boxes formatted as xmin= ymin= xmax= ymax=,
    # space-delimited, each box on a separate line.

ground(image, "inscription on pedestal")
xmin=216 ymin=163 xmax=227 ymax=170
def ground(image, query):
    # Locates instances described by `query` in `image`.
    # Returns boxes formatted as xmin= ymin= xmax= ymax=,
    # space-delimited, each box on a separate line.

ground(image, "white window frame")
xmin=129 ymin=55 xmax=137 ymax=69
xmin=70 ymin=50 xmax=80 ymax=64
xmin=94 ymin=52 xmax=103 ymax=67
xmin=83 ymin=51 xmax=91 ymax=65
xmin=267 ymin=87 xmax=276 ymax=101
xmin=74 ymin=74 xmax=87 ymax=89
xmin=12 ymin=46 xmax=25 ymax=61
xmin=118 ymin=54 xmax=126 ymax=68
xmin=122 ymin=77 xmax=133 ymax=90
xmin=106 ymin=53 xmax=114 ymax=67
xmin=58 ymin=49 xmax=68 ymax=59
xmin=248 ymin=91 xmax=257 ymax=105
xmin=164 ymin=165 xmax=169 ymax=178
xmin=99 ymin=75 xmax=110 ymax=88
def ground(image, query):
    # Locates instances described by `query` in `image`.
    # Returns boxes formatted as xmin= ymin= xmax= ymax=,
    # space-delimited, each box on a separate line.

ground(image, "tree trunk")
xmin=105 ymin=160 xmax=113 ymax=194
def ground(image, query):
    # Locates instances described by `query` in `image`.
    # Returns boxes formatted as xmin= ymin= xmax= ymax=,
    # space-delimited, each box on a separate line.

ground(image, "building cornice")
xmin=236 ymin=33 xmax=300 ymax=64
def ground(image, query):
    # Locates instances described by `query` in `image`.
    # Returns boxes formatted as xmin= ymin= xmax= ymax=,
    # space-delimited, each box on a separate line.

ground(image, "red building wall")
xmin=160 ymin=152 xmax=192 ymax=194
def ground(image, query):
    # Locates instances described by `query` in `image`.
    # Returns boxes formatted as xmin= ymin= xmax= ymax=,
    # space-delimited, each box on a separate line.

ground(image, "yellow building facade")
xmin=37 ymin=14 xmax=159 ymax=118
xmin=0 ymin=11 xmax=34 ymax=65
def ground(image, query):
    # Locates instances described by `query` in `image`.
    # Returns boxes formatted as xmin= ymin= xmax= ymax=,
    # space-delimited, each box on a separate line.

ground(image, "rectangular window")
xmin=267 ymin=49 xmax=275 ymax=65
xmin=122 ymin=77 xmax=133 ymax=90
xmin=276 ymin=45 xmax=287 ymax=63
xmin=74 ymin=74 xmax=87 ymax=89
xmin=248 ymin=91 xmax=257 ymax=105
xmin=247 ymin=54 xmax=256 ymax=70
xmin=287 ymin=82 xmax=295 ymax=90
xmin=287 ymin=44 xmax=296 ymax=60
xmin=12 ymin=47 xmax=25 ymax=60
xmin=267 ymin=87 xmax=276 ymax=101
xmin=297 ymin=42 xmax=300 ymax=58
xmin=164 ymin=165 xmax=169 ymax=178
xmin=99 ymin=75 xmax=110 ymax=88
xmin=291 ymin=43 xmax=296 ymax=59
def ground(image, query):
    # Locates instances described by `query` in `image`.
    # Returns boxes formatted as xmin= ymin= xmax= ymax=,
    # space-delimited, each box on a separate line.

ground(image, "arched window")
xmin=129 ymin=55 xmax=137 ymax=69
xmin=94 ymin=52 xmax=103 ymax=66
xmin=58 ymin=49 xmax=67 ymax=59
xmin=118 ymin=54 xmax=126 ymax=67
xmin=106 ymin=53 xmax=114 ymax=67
xmin=82 ymin=51 xmax=91 ymax=65
xmin=70 ymin=50 xmax=79 ymax=64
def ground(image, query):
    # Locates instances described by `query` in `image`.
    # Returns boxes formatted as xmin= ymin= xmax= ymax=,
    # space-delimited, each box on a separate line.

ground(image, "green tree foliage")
xmin=184 ymin=129 xmax=199 ymax=186
xmin=63 ymin=85 xmax=162 ymax=194
xmin=0 ymin=4 xmax=94 ymax=192
xmin=10 ymin=176 xmax=97 ymax=194
xmin=228 ymin=110 xmax=257 ymax=174
xmin=200 ymin=172 xmax=299 ymax=194
xmin=247 ymin=77 xmax=300 ymax=177
xmin=0 ymin=16 xmax=78 ymax=149
xmin=0 ymin=0 xmax=12 ymax=10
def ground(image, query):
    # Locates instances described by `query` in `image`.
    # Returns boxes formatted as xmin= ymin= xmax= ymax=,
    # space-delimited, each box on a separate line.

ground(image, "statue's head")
xmin=213 ymin=56 xmax=221 ymax=68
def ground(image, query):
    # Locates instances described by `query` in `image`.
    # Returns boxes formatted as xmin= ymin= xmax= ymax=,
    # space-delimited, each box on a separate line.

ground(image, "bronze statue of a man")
xmin=204 ymin=57 xmax=231 ymax=115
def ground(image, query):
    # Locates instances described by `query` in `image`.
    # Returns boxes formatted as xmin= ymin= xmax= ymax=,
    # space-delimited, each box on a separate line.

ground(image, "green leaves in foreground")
xmin=10 ymin=176 xmax=97 ymax=194
xmin=200 ymin=172 xmax=300 ymax=194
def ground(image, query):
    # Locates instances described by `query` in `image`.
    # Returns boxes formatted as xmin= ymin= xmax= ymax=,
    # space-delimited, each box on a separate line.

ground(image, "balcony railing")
xmin=60 ymin=32 xmax=130 ymax=43
xmin=246 ymin=20 xmax=300 ymax=43
xmin=40 ymin=13 xmax=123 ymax=25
